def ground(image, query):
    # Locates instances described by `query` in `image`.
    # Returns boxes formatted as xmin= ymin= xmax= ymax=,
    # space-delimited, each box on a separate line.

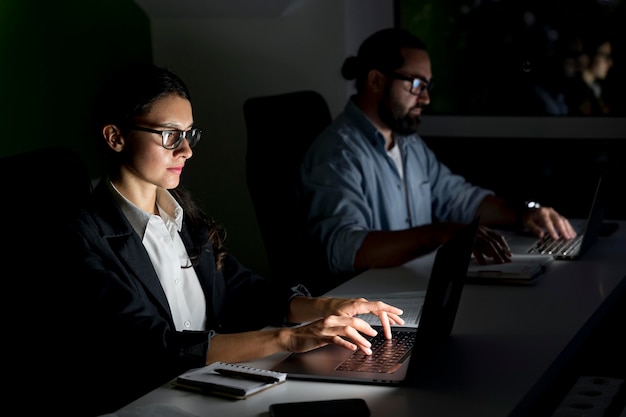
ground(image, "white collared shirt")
xmin=109 ymin=181 xmax=207 ymax=331
xmin=386 ymin=142 xmax=404 ymax=180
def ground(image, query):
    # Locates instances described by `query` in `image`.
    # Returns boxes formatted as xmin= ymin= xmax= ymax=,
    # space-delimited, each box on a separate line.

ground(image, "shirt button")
xmin=184 ymin=321 xmax=191 ymax=328
xmin=175 ymin=279 xmax=180 ymax=285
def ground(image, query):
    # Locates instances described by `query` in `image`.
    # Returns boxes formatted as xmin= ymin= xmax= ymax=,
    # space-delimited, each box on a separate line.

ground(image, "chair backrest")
xmin=243 ymin=90 xmax=332 ymax=288
xmin=1 ymin=146 xmax=93 ymax=408
xmin=1 ymin=146 xmax=93 ymax=226
xmin=2 ymin=146 xmax=93 ymax=272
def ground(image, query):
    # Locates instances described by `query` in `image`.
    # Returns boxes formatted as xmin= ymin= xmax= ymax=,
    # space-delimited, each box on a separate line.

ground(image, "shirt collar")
xmin=347 ymin=96 xmax=415 ymax=153
xmin=107 ymin=179 xmax=184 ymax=238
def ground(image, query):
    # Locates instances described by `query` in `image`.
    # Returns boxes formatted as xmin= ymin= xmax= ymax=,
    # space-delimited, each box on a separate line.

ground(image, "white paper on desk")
xmin=466 ymin=254 xmax=553 ymax=282
xmin=339 ymin=291 xmax=425 ymax=328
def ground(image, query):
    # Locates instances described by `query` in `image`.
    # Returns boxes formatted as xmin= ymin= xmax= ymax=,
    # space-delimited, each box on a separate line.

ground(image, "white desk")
xmin=115 ymin=221 xmax=626 ymax=417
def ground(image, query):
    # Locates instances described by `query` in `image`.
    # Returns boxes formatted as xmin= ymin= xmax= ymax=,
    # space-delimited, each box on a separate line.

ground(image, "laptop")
xmin=270 ymin=217 xmax=479 ymax=385
xmin=507 ymin=169 xmax=611 ymax=260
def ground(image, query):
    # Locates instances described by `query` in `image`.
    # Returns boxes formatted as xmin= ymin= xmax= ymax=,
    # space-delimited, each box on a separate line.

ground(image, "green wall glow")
xmin=0 ymin=0 xmax=152 ymax=179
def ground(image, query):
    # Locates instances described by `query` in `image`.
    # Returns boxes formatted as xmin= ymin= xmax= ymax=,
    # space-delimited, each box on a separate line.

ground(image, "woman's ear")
xmin=103 ymin=125 xmax=124 ymax=152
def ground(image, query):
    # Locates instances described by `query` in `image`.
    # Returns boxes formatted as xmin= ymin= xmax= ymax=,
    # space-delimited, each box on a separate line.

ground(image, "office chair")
xmin=243 ymin=90 xmax=332 ymax=290
xmin=1 ymin=145 xmax=93 ymax=284
xmin=0 ymin=146 xmax=93 ymax=410
xmin=1 ymin=146 xmax=93 ymax=225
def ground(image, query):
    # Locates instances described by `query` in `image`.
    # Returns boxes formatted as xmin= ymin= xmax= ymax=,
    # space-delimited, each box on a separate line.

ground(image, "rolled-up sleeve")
xmin=300 ymin=99 xmax=493 ymax=276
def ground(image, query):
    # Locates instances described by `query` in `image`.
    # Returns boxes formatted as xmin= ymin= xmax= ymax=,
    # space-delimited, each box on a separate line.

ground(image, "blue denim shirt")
xmin=300 ymin=98 xmax=493 ymax=275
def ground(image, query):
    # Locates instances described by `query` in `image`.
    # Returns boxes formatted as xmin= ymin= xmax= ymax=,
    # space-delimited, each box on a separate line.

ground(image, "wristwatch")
xmin=517 ymin=200 xmax=541 ymax=230
xmin=524 ymin=200 xmax=541 ymax=210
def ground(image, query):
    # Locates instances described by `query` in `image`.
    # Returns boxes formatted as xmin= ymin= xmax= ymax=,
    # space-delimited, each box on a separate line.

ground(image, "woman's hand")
xmin=285 ymin=297 xmax=404 ymax=354
xmin=322 ymin=297 xmax=404 ymax=339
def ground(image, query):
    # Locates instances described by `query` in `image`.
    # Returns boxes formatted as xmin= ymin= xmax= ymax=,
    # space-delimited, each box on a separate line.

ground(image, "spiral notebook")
xmin=175 ymin=361 xmax=287 ymax=399
xmin=466 ymin=254 xmax=553 ymax=285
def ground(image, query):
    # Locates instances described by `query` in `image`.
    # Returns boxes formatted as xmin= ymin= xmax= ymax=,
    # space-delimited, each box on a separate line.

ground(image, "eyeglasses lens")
xmin=411 ymin=79 xmax=430 ymax=95
xmin=163 ymin=131 xmax=179 ymax=149
xmin=185 ymin=129 xmax=201 ymax=148
xmin=163 ymin=129 xmax=202 ymax=149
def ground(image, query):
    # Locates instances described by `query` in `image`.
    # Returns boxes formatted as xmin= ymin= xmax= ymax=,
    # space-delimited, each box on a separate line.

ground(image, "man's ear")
xmin=367 ymin=69 xmax=387 ymax=94
xmin=103 ymin=125 xmax=124 ymax=152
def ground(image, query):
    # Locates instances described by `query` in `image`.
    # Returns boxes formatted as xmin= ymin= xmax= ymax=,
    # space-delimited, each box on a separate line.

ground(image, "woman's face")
xmin=591 ymin=41 xmax=613 ymax=80
xmin=118 ymin=93 xmax=195 ymax=192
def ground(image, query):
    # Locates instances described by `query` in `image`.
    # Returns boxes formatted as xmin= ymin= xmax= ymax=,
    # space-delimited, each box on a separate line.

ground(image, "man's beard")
xmin=378 ymin=91 xmax=422 ymax=136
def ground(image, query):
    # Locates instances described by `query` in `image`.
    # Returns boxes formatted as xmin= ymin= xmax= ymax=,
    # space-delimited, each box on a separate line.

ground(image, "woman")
xmin=564 ymin=35 xmax=614 ymax=116
xmin=57 ymin=63 xmax=403 ymax=416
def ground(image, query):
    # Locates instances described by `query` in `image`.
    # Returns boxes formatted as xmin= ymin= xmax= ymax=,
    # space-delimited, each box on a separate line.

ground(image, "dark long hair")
xmin=93 ymin=63 xmax=227 ymax=269
xmin=341 ymin=28 xmax=428 ymax=94
xmin=93 ymin=63 xmax=192 ymax=144
xmin=171 ymin=186 xmax=227 ymax=271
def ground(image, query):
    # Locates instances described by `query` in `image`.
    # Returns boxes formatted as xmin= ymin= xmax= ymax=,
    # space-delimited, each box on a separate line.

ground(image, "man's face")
xmin=378 ymin=48 xmax=432 ymax=135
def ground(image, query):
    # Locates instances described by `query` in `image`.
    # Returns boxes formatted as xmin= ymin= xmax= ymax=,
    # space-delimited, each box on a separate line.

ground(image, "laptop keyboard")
xmin=528 ymin=234 xmax=583 ymax=256
xmin=336 ymin=329 xmax=415 ymax=373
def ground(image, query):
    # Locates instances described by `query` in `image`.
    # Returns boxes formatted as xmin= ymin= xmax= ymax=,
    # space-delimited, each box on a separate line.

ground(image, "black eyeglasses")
xmin=128 ymin=125 xmax=202 ymax=150
xmin=387 ymin=72 xmax=432 ymax=96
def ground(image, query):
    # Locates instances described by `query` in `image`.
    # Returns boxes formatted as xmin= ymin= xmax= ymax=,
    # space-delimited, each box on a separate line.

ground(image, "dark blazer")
xmin=52 ymin=179 xmax=307 ymax=416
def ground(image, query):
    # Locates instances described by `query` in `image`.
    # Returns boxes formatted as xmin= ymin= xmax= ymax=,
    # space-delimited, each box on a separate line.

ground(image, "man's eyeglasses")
xmin=128 ymin=125 xmax=202 ymax=150
xmin=387 ymin=72 xmax=432 ymax=96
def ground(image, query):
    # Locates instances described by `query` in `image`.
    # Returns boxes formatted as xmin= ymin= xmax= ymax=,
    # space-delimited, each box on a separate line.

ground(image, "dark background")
xmin=396 ymin=0 xmax=625 ymax=219
xmin=395 ymin=0 xmax=626 ymax=117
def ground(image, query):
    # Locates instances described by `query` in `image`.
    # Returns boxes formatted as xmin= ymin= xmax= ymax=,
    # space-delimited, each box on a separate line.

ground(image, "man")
xmin=299 ymin=28 xmax=575 ymax=295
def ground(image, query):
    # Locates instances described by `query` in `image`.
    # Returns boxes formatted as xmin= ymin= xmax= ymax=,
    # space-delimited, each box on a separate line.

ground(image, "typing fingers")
xmin=475 ymin=227 xmax=512 ymax=264
xmin=528 ymin=207 xmax=577 ymax=240
xmin=326 ymin=317 xmax=377 ymax=354
xmin=379 ymin=311 xmax=391 ymax=339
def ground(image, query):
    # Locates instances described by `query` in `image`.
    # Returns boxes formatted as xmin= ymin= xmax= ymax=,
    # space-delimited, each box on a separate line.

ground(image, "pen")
xmin=214 ymin=368 xmax=280 ymax=383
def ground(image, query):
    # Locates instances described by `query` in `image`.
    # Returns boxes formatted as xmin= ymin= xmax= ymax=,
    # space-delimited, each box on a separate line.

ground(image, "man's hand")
xmin=523 ymin=206 xmax=577 ymax=241
xmin=473 ymin=225 xmax=512 ymax=264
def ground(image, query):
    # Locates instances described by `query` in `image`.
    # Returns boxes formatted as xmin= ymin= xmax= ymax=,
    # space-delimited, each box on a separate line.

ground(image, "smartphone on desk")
xmin=269 ymin=398 xmax=370 ymax=417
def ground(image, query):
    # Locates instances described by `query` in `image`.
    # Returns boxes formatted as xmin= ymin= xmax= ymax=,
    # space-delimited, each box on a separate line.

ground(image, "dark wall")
xmin=396 ymin=0 xmax=626 ymax=117
xmin=423 ymin=136 xmax=625 ymax=220
xmin=1 ymin=1 xmax=621 ymax=264
xmin=0 ymin=0 xmax=152 ymax=179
